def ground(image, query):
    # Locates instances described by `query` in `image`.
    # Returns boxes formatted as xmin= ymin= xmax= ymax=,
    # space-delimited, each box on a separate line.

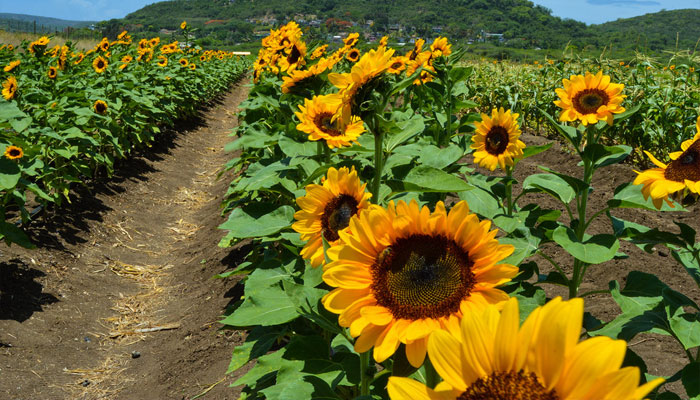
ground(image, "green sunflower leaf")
xmin=552 ymin=225 xmax=619 ymax=264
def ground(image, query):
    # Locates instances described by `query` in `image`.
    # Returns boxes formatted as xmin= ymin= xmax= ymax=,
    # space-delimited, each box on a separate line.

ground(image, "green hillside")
xmin=116 ymin=0 xmax=592 ymax=49
xmin=0 ymin=12 xmax=95 ymax=33
xmin=592 ymin=9 xmax=700 ymax=52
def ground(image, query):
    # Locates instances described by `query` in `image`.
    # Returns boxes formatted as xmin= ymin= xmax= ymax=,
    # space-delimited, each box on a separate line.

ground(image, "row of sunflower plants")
xmin=0 ymin=28 xmax=248 ymax=247
xmin=465 ymin=55 xmax=700 ymax=162
xmin=217 ymin=21 xmax=700 ymax=399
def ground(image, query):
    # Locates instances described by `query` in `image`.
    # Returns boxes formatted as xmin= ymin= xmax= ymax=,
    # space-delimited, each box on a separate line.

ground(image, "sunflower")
xmin=92 ymin=55 xmax=108 ymax=73
xmin=379 ymin=36 xmax=388 ymax=48
xmin=471 ymin=108 xmax=526 ymax=171
xmin=4 ymin=145 xmax=23 ymax=160
xmin=28 ymin=36 xmax=50 ymax=54
xmin=199 ymin=55 xmax=206 ymax=62
xmin=4 ymin=60 xmax=20 ymax=72
xmin=633 ymin=126 xmax=700 ymax=209
xmin=99 ymin=38 xmax=110 ymax=52
xmin=292 ymin=166 xmax=371 ymax=268
xmin=295 ymin=95 xmax=365 ymax=148
xmin=387 ymin=297 xmax=664 ymax=400
xmin=189 ymin=63 xmax=196 ymax=70
xmin=157 ymin=55 xmax=168 ymax=67
xmin=179 ymin=58 xmax=189 ymax=67
xmin=322 ymin=200 xmax=517 ymax=366
xmin=2 ymin=76 xmax=17 ymax=100
xmin=310 ymin=44 xmax=328 ymax=60
xmin=118 ymin=30 xmax=128 ymax=40
xmin=554 ymin=71 xmax=626 ymax=126
xmin=150 ymin=37 xmax=160 ymax=47
xmin=387 ymin=57 xmax=407 ymax=74
xmin=73 ymin=53 xmax=85 ymax=65
xmin=406 ymin=38 xmax=425 ymax=61
xmin=93 ymin=100 xmax=108 ymax=115
xmin=180 ymin=21 xmax=187 ymax=30
xmin=343 ymin=32 xmax=359 ymax=48
xmin=346 ymin=48 xmax=361 ymax=63
xmin=47 ymin=66 xmax=58 ymax=79
xmin=430 ymin=36 xmax=452 ymax=58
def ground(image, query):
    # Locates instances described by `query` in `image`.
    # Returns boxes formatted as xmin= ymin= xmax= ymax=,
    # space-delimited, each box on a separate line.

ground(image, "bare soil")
xmin=0 ymin=81 xmax=697 ymax=399
xmin=0 ymin=79 xmax=250 ymax=400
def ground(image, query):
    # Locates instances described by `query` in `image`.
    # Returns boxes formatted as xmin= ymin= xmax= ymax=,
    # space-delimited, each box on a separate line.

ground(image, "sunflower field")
xmin=218 ymin=22 xmax=700 ymax=399
xmin=0 ymin=27 xmax=248 ymax=247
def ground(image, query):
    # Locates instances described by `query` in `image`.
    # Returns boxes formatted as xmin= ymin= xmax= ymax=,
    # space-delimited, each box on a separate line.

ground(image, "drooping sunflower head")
xmin=471 ymin=107 xmax=526 ymax=171
xmin=2 ymin=76 xmax=18 ymax=100
xmin=180 ymin=21 xmax=187 ymax=30
xmin=93 ymin=100 xmax=108 ymax=115
xmin=4 ymin=60 xmax=20 ymax=73
xmin=387 ymin=297 xmax=664 ymax=400
xmin=634 ymin=128 xmax=700 ymax=209
xmin=430 ymin=36 xmax=452 ymax=58
xmin=322 ymin=200 xmax=517 ymax=366
xmin=28 ymin=36 xmax=50 ymax=55
xmin=47 ymin=66 xmax=58 ymax=79
xmin=4 ymin=145 xmax=23 ymax=160
xmin=92 ymin=55 xmax=108 ymax=73
xmin=379 ymin=36 xmax=389 ymax=48
xmin=281 ymin=68 xmax=315 ymax=94
xmin=554 ymin=71 xmax=626 ymax=126
xmin=310 ymin=44 xmax=328 ymax=60
xmin=292 ymin=166 xmax=371 ymax=268
xmin=294 ymin=94 xmax=365 ymax=149
xmin=406 ymin=38 xmax=425 ymax=60
xmin=73 ymin=53 xmax=85 ymax=65
xmin=346 ymin=48 xmax=361 ymax=63
xmin=157 ymin=55 xmax=168 ymax=67
xmin=328 ymin=46 xmax=395 ymax=122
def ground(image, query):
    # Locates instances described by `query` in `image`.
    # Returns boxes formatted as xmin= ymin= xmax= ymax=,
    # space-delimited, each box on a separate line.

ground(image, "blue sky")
xmin=0 ymin=0 xmax=698 ymax=24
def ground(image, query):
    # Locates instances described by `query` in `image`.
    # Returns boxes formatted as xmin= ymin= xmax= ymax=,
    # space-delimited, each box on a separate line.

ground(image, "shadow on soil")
xmin=25 ymin=113 xmax=210 ymax=252
xmin=0 ymin=259 xmax=59 ymax=322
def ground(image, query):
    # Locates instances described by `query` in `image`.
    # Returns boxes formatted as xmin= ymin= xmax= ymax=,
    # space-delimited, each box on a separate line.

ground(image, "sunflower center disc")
xmin=371 ymin=234 xmax=474 ymax=320
xmin=315 ymin=112 xmax=342 ymax=137
xmin=321 ymin=194 xmax=358 ymax=242
xmin=665 ymin=139 xmax=700 ymax=182
xmin=288 ymin=45 xmax=301 ymax=65
xmin=572 ymin=88 xmax=610 ymax=115
xmin=485 ymin=126 xmax=510 ymax=155
xmin=9 ymin=149 xmax=20 ymax=157
xmin=458 ymin=370 xmax=559 ymax=400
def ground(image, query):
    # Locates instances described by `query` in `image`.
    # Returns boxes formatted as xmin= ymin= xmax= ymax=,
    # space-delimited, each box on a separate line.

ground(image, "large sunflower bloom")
xmin=92 ymin=55 xmax=108 ymax=73
xmin=322 ymin=200 xmax=516 ymax=366
xmin=292 ymin=166 xmax=371 ymax=268
xmin=295 ymin=94 xmax=365 ymax=148
xmin=471 ymin=108 xmax=526 ymax=171
xmin=2 ymin=76 xmax=18 ymax=100
xmin=554 ymin=71 xmax=626 ymax=126
xmin=633 ymin=125 xmax=700 ymax=209
xmin=388 ymin=297 xmax=663 ymax=400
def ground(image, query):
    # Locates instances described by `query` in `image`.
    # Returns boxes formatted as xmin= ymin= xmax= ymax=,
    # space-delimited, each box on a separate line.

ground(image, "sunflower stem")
xmin=360 ymin=351 xmax=372 ymax=396
xmin=505 ymin=166 xmax=514 ymax=216
xmin=371 ymin=122 xmax=385 ymax=205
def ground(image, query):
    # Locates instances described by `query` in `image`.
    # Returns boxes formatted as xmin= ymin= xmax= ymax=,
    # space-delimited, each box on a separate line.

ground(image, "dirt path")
xmin=0 ymin=79 xmax=250 ymax=399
